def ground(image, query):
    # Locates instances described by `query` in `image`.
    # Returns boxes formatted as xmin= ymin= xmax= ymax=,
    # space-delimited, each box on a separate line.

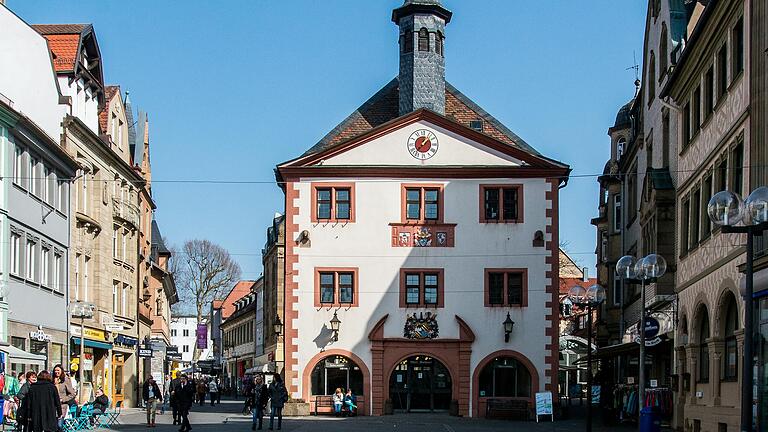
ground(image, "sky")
xmin=11 ymin=0 xmax=647 ymax=281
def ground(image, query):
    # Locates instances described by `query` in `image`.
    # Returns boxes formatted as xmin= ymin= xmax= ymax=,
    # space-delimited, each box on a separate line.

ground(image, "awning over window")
xmin=71 ymin=338 xmax=112 ymax=350
xmin=0 ymin=344 xmax=46 ymax=366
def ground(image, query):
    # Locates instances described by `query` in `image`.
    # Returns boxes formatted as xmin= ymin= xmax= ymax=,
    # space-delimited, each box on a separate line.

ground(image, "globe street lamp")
xmin=616 ymin=253 xmax=666 ymax=424
xmin=707 ymin=187 xmax=768 ymax=432
xmin=568 ymin=283 xmax=606 ymax=432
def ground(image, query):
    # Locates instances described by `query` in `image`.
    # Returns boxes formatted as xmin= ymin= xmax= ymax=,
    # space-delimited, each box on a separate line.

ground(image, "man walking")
xmin=169 ymin=375 xmax=181 ymax=425
xmin=142 ymin=375 xmax=163 ymax=428
xmin=208 ymin=379 xmax=219 ymax=407
xmin=176 ymin=374 xmax=195 ymax=432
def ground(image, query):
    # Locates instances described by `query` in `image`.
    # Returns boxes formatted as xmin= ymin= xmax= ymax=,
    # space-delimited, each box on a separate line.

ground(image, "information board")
xmin=535 ymin=391 xmax=553 ymax=422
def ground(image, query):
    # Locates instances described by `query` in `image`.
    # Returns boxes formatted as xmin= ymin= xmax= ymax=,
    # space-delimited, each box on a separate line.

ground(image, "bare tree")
xmin=171 ymin=238 xmax=241 ymax=326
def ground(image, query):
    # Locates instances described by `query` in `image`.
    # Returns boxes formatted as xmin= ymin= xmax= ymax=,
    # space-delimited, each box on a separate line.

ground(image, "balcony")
xmin=112 ymin=198 xmax=140 ymax=229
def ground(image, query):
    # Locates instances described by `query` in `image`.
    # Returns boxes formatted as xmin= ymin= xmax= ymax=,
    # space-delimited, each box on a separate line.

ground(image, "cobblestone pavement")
xmin=109 ymin=399 xmax=639 ymax=432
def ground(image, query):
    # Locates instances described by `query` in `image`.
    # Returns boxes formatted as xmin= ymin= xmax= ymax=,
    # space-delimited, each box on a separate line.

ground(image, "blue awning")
xmin=71 ymin=338 xmax=113 ymax=350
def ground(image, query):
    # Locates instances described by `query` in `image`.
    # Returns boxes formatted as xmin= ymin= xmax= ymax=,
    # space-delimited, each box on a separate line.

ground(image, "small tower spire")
xmin=393 ymin=0 xmax=452 ymax=116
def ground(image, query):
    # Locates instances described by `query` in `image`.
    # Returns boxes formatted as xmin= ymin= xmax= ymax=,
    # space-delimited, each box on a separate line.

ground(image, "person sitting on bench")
xmin=343 ymin=389 xmax=357 ymax=416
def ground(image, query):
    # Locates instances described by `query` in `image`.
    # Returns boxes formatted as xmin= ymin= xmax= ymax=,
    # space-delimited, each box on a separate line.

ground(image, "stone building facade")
xmin=661 ymin=0 xmax=751 ymax=430
xmin=261 ymin=214 xmax=284 ymax=375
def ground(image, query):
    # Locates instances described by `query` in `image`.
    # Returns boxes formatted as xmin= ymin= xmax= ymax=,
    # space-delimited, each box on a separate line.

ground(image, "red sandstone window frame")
xmin=314 ymin=267 xmax=359 ymax=308
xmin=311 ymin=183 xmax=356 ymax=223
xmin=400 ymin=184 xmax=445 ymax=223
xmin=484 ymin=268 xmax=528 ymax=307
xmin=479 ymin=184 xmax=524 ymax=223
xmin=399 ymin=268 xmax=445 ymax=308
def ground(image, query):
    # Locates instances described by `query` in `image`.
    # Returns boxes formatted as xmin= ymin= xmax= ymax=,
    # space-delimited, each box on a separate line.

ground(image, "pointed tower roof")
xmin=392 ymin=0 xmax=452 ymax=23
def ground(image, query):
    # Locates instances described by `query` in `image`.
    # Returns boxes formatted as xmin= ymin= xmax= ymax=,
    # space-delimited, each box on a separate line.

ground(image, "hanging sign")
xmin=535 ymin=392 xmax=553 ymax=423
xmin=196 ymin=324 xmax=208 ymax=349
xmin=138 ymin=346 xmax=153 ymax=358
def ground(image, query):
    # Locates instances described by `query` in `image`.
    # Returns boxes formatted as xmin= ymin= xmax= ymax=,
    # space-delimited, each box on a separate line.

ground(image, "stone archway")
xmin=368 ymin=314 xmax=475 ymax=416
xmin=302 ymin=349 xmax=371 ymax=415
xmin=471 ymin=349 xmax=539 ymax=417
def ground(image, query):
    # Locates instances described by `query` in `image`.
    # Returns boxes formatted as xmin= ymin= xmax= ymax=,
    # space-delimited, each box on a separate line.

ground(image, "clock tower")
xmin=393 ymin=0 xmax=452 ymax=116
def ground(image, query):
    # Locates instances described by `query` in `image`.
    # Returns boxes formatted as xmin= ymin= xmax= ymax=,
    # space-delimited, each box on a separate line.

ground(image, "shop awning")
xmin=71 ymin=338 xmax=112 ymax=350
xmin=0 ymin=344 xmax=46 ymax=366
xmin=571 ymin=341 xmax=639 ymax=364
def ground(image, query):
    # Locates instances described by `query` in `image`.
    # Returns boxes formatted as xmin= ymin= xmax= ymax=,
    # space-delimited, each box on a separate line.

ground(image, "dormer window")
xmin=616 ymin=137 xmax=626 ymax=160
xmin=418 ymin=28 xmax=429 ymax=52
xmin=469 ymin=120 xmax=483 ymax=132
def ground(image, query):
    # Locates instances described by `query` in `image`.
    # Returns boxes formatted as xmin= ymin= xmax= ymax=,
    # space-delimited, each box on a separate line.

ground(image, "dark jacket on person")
xmin=249 ymin=383 xmax=268 ymax=409
xmin=168 ymin=378 xmax=180 ymax=406
xmin=26 ymin=381 xmax=62 ymax=432
xmin=93 ymin=394 xmax=109 ymax=413
xmin=142 ymin=380 xmax=163 ymax=402
xmin=175 ymin=380 xmax=195 ymax=410
xmin=268 ymin=381 xmax=288 ymax=408
xmin=15 ymin=381 xmax=32 ymax=424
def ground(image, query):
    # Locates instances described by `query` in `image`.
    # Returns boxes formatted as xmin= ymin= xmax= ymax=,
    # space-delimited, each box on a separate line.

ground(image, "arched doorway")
xmin=389 ymin=355 xmax=452 ymax=412
xmin=472 ymin=350 xmax=539 ymax=417
xmin=309 ymin=355 xmax=364 ymax=396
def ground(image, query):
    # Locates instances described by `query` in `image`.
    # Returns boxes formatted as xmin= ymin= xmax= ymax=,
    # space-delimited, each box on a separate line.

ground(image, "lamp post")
xmin=329 ymin=312 xmax=341 ymax=342
xmin=707 ymin=187 xmax=768 ymax=432
xmin=273 ymin=315 xmax=283 ymax=375
xmin=70 ymin=301 xmax=95 ymax=405
xmin=616 ymin=253 xmax=667 ymax=424
xmin=567 ymin=283 xmax=606 ymax=432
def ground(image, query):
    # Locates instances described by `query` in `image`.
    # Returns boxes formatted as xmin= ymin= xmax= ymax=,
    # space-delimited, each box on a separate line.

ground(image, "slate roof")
xmin=31 ymin=24 xmax=89 ymax=73
xmin=98 ymin=85 xmax=120 ymax=135
xmin=613 ymin=99 xmax=634 ymax=129
xmin=303 ymin=78 xmax=540 ymax=157
xmin=151 ymin=220 xmax=171 ymax=254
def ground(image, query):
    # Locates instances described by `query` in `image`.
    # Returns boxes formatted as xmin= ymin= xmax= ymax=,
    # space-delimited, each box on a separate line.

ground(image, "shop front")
xmin=7 ymin=323 xmax=67 ymax=373
xmin=112 ymin=334 xmax=138 ymax=407
xmin=70 ymin=325 xmax=112 ymax=403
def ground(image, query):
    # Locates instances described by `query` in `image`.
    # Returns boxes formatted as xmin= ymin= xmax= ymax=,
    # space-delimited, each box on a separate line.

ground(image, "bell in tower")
xmin=392 ymin=0 xmax=452 ymax=116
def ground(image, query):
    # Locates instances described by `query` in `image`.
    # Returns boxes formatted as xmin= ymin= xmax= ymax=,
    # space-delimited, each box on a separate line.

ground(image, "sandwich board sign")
xmin=535 ymin=391 xmax=554 ymax=422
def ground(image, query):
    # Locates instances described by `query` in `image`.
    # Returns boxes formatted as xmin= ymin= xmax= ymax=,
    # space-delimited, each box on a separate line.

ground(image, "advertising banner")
xmin=196 ymin=323 xmax=208 ymax=349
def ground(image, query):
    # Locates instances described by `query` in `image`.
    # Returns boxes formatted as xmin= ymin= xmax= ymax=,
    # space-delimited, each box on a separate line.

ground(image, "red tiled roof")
xmin=212 ymin=300 xmax=224 ymax=309
xmin=99 ymin=85 xmax=120 ymax=135
xmin=559 ymin=277 xmax=598 ymax=295
xmin=221 ymin=281 xmax=255 ymax=320
xmin=303 ymin=78 xmax=540 ymax=157
xmin=31 ymin=25 xmax=89 ymax=73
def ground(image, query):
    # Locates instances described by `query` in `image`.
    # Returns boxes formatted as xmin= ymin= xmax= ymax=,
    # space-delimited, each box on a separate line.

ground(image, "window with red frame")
xmin=315 ymin=186 xmax=352 ymax=221
xmin=400 ymin=269 xmax=443 ymax=307
xmin=405 ymin=187 xmax=440 ymax=221
xmin=481 ymin=185 xmax=521 ymax=222
xmin=485 ymin=270 xmax=526 ymax=307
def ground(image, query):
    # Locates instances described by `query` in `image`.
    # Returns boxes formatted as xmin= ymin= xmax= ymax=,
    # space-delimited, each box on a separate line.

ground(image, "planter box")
xmin=283 ymin=402 xmax=310 ymax=416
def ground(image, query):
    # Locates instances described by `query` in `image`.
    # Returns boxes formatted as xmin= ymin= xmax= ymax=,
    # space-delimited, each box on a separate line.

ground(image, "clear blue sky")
xmin=11 ymin=0 xmax=647 ymax=280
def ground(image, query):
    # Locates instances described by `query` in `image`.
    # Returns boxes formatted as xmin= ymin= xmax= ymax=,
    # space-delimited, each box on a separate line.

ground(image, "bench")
xmin=485 ymin=398 xmax=530 ymax=420
xmin=312 ymin=395 xmax=365 ymax=416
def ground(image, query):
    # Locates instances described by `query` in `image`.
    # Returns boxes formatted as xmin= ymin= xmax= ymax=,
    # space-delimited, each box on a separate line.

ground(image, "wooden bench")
xmin=312 ymin=395 xmax=365 ymax=416
xmin=485 ymin=398 xmax=530 ymax=420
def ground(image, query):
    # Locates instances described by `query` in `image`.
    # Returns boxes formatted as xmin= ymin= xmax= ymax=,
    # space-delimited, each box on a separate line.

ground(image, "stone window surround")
xmin=399 ymin=183 xmax=445 ymax=224
xmin=483 ymin=268 xmax=529 ymax=308
xmin=313 ymin=267 xmax=359 ymax=308
xmin=478 ymin=184 xmax=524 ymax=223
xmin=310 ymin=182 xmax=356 ymax=223
xmin=398 ymin=268 xmax=445 ymax=308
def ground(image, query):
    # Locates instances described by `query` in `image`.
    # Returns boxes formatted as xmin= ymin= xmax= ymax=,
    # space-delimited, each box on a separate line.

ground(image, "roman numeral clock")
xmin=407 ymin=129 xmax=439 ymax=160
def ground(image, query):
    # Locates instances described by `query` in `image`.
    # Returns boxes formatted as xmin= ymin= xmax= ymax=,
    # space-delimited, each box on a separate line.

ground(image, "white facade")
xmin=279 ymin=112 xmax=568 ymax=417
xmin=170 ymin=316 xmax=212 ymax=366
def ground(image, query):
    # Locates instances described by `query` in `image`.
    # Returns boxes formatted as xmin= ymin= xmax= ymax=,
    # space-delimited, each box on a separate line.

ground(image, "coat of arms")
xmin=413 ymin=227 xmax=432 ymax=247
xmin=403 ymin=312 xmax=439 ymax=339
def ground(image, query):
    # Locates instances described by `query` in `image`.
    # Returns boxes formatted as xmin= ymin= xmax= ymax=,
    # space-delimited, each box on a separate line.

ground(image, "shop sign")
xmin=70 ymin=326 xmax=107 ymax=341
xmin=114 ymin=335 xmax=138 ymax=347
xmin=30 ymin=328 xmax=52 ymax=343
xmin=138 ymin=346 xmax=153 ymax=358
xmin=104 ymin=323 xmax=124 ymax=332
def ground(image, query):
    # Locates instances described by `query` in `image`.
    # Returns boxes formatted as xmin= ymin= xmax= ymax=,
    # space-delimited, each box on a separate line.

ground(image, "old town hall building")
xmin=276 ymin=0 xmax=570 ymax=417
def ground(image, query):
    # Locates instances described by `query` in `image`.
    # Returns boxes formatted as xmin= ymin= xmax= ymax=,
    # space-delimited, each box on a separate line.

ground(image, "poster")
xmin=196 ymin=323 xmax=208 ymax=349
xmin=535 ymin=391 xmax=553 ymax=417
xmin=591 ymin=385 xmax=601 ymax=404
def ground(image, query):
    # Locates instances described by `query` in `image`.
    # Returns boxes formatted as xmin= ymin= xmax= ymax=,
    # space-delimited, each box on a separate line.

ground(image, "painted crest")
xmin=413 ymin=227 xmax=432 ymax=247
xmin=404 ymin=312 xmax=439 ymax=339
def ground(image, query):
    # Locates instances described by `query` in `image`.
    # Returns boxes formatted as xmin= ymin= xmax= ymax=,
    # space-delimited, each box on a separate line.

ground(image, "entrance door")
xmin=112 ymin=354 xmax=124 ymax=407
xmin=389 ymin=356 xmax=451 ymax=412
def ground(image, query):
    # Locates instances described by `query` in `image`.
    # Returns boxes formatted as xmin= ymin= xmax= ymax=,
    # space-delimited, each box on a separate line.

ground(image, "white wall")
xmin=0 ymin=6 xmax=66 ymax=140
xmin=170 ymin=317 xmax=212 ymax=363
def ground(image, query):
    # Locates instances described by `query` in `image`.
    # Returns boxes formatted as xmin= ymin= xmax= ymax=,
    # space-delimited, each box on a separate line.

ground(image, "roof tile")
xmin=98 ymin=85 xmax=120 ymax=135
xmin=220 ymin=281 xmax=255 ymax=320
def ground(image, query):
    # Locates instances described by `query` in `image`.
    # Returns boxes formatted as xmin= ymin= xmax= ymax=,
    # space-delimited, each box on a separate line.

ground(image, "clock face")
xmin=407 ymin=129 xmax=439 ymax=160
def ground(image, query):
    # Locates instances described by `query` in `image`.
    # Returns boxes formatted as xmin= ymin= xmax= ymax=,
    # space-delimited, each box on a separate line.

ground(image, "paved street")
xmin=109 ymin=399 xmax=638 ymax=432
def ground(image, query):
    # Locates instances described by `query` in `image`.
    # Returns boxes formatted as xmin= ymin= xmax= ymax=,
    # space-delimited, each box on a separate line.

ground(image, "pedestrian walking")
xmin=169 ymin=376 xmax=180 ymax=425
xmin=161 ymin=374 xmax=171 ymax=414
xmin=195 ymin=379 xmax=206 ymax=406
xmin=208 ymin=379 xmax=218 ymax=407
xmin=176 ymin=374 xmax=195 ymax=432
xmin=15 ymin=371 xmax=37 ymax=432
xmin=267 ymin=374 xmax=288 ymax=431
xmin=52 ymin=364 xmax=76 ymax=416
xmin=250 ymin=374 xmax=268 ymax=430
xmin=216 ymin=379 xmax=223 ymax=404
xmin=142 ymin=375 xmax=163 ymax=427
xmin=25 ymin=371 xmax=61 ymax=432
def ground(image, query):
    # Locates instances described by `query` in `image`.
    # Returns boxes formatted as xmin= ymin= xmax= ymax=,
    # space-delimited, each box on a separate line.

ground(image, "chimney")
xmin=392 ymin=0 xmax=452 ymax=115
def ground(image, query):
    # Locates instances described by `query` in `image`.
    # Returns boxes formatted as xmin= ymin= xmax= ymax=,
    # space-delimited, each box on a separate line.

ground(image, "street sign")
xmin=105 ymin=323 xmax=124 ymax=332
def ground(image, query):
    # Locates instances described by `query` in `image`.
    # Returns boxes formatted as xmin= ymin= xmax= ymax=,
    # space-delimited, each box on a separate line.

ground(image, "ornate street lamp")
xmin=329 ymin=312 xmax=341 ymax=342
xmin=503 ymin=312 xmax=515 ymax=342
xmin=708 ymin=187 xmax=768 ymax=432
xmin=273 ymin=315 xmax=283 ymax=337
xmin=568 ymin=283 xmax=605 ymax=432
xmin=616 ymin=253 xmax=666 ymax=427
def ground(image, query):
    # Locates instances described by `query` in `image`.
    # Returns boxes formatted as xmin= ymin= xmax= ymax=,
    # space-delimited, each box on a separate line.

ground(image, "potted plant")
xmin=283 ymin=397 xmax=310 ymax=416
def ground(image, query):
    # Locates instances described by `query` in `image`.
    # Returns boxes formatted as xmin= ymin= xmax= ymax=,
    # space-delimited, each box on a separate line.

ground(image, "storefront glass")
xmin=478 ymin=356 xmax=532 ymax=398
xmin=310 ymin=355 xmax=363 ymax=396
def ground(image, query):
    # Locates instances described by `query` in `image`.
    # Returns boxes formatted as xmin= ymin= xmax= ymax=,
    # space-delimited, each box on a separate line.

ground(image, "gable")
xmin=321 ymin=119 xmax=524 ymax=167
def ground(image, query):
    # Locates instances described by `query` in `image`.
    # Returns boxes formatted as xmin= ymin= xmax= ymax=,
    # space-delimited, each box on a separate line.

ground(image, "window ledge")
xmin=728 ymin=71 xmax=744 ymax=92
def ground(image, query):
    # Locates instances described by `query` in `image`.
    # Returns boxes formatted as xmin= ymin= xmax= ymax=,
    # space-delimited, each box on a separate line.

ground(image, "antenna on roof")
xmin=626 ymin=51 xmax=641 ymax=97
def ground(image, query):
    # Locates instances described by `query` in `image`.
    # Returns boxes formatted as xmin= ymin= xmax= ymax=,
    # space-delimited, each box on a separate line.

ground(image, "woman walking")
xmin=25 ymin=371 xmax=61 ymax=432
xmin=15 ymin=371 xmax=38 ymax=432
xmin=52 ymin=364 xmax=76 ymax=415
xmin=267 ymin=374 xmax=288 ymax=431
xmin=249 ymin=375 xmax=268 ymax=430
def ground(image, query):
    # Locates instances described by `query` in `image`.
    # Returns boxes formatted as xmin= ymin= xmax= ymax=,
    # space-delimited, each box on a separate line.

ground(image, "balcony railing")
xmin=112 ymin=198 xmax=140 ymax=229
